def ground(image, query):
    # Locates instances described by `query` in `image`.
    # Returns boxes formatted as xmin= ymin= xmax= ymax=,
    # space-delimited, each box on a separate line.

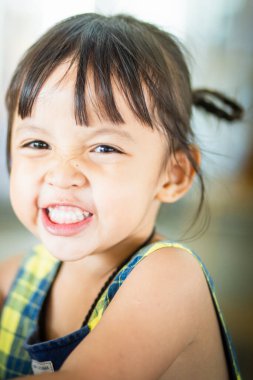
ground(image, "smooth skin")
xmin=0 ymin=62 xmax=229 ymax=379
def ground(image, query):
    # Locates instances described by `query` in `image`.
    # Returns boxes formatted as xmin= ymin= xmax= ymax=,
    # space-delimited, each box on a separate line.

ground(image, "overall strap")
xmin=0 ymin=245 xmax=60 ymax=379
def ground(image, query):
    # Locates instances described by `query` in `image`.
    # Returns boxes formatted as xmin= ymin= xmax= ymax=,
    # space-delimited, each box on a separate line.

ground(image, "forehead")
xmin=32 ymin=62 xmax=133 ymax=125
xmin=15 ymin=61 xmax=157 ymax=128
xmin=13 ymin=62 xmax=167 ymax=148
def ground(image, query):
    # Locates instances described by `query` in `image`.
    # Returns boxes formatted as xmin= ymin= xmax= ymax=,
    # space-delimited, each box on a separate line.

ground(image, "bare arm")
xmin=11 ymin=247 xmax=207 ymax=380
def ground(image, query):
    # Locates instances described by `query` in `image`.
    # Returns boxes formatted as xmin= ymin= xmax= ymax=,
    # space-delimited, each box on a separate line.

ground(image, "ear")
xmin=155 ymin=145 xmax=201 ymax=203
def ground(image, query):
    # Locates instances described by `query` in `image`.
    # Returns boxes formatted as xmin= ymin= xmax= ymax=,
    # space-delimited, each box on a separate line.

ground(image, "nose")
xmin=45 ymin=159 xmax=88 ymax=189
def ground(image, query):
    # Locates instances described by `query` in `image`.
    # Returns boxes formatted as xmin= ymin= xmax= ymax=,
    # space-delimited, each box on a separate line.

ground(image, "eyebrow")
xmin=14 ymin=123 xmax=135 ymax=141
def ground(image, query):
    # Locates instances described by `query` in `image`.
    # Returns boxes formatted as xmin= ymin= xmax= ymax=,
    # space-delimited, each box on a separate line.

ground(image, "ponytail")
xmin=192 ymin=89 xmax=244 ymax=122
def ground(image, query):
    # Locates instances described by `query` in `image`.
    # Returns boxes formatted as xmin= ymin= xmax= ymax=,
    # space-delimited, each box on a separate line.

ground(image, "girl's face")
xmin=10 ymin=63 xmax=169 ymax=262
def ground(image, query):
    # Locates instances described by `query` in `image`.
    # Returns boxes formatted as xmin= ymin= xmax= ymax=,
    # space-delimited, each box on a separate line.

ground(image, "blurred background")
xmin=0 ymin=0 xmax=252 ymax=378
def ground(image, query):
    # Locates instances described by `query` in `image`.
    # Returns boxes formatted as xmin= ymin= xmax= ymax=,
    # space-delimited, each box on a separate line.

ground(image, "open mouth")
xmin=41 ymin=205 xmax=93 ymax=236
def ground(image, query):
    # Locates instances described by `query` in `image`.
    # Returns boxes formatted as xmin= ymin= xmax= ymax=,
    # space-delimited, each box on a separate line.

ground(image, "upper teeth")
xmin=47 ymin=206 xmax=91 ymax=224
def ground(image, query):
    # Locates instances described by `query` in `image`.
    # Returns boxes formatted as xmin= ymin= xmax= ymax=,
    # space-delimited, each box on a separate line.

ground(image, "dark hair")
xmin=5 ymin=13 xmax=244 ymax=237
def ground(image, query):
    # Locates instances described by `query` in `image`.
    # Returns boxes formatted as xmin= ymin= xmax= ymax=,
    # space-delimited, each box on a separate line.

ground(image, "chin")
xmin=40 ymin=238 xmax=89 ymax=262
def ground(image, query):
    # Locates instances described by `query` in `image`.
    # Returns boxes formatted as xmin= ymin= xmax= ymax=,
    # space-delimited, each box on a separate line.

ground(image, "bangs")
xmin=14 ymin=14 xmax=171 ymax=129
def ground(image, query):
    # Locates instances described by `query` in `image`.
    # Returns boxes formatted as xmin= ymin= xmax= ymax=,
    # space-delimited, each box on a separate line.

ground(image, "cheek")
xmin=94 ymin=167 xmax=156 ymax=219
xmin=9 ymin=163 xmax=38 ymax=228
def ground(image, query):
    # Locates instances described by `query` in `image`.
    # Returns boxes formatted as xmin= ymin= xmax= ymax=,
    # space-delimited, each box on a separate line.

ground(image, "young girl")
xmin=0 ymin=13 xmax=243 ymax=380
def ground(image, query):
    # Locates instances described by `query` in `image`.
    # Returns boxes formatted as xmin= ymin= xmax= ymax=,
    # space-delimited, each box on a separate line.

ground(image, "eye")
xmin=22 ymin=140 xmax=50 ymax=149
xmin=93 ymin=145 xmax=122 ymax=154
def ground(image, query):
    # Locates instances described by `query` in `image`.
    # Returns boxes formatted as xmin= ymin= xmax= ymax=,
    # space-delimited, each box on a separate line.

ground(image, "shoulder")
xmin=140 ymin=244 xmax=213 ymax=329
xmin=63 ymin=245 xmax=213 ymax=379
xmin=134 ymin=242 xmax=204 ymax=282
xmin=122 ymin=243 xmax=209 ymax=313
xmin=0 ymin=254 xmax=24 ymax=307
xmin=118 ymin=244 xmax=210 ymax=339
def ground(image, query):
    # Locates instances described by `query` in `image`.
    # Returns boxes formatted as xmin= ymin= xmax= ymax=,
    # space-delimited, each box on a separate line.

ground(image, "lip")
xmin=40 ymin=207 xmax=93 ymax=237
